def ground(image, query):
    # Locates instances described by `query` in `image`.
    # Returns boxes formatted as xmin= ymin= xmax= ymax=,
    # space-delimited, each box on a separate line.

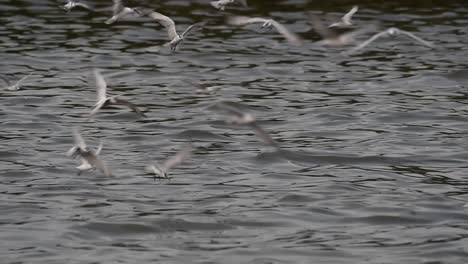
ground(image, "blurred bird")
xmin=145 ymin=144 xmax=192 ymax=179
xmin=211 ymin=0 xmax=247 ymax=11
xmin=87 ymin=70 xmax=146 ymax=119
xmin=60 ymin=0 xmax=91 ymax=12
xmin=226 ymin=15 xmax=303 ymax=46
xmin=135 ymin=8 xmax=205 ymax=53
xmin=345 ymin=27 xmax=434 ymax=54
xmin=66 ymin=128 xmax=111 ymax=176
xmin=211 ymin=101 xmax=281 ymax=149
xmin=105 ymin=0 xmax=139 ymax=24
xmin=329 ymin=6 xmax=359 ymax=28
xmin=0 ymin=73 xmax=33 ymax=91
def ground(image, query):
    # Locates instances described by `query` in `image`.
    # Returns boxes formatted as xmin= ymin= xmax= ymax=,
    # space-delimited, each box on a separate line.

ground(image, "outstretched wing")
xmin=398 ymin=29 xmax=434 ymax=48
xmin=94 ymin=70 xmax=107 ymax=102
xmin=161 ymin=145 xmax=192 ymax=172
xmin=113 ymin=97 xmax=146 ymax=117
xmin=226 ymin=15 xmax=269 ymax=26
xmin=148 ymin=11 xmax=178 ymax=41
xmin=345 ymin=30 xmax=389 ymax=54
xmin=342 ymin=6 xmax=358 ymax=23
xmin=180 ymin=22 xmax=205 ymax=38
xmin=271 ymin=20 xmax=303 ymax=46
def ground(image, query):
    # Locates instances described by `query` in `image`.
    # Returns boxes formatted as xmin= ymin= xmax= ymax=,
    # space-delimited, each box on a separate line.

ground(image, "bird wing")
xmin=342 ymin=6 xmax=358 ymax=23
xmin=0 ymin=75 xmax=11 ymax=88
xmin=271 ymin=20 xmax=303 ymax=46
xmin=226 ymin=15 xmax=269 ymax=26
xmin=76 ymin=2 xmax=91 ymax=10
xmin=82 ymin=152 xmax=111 ymax=176
xmin=398 ymin=29 xmax=434 ymax=48
xmin=72 ymin=128 xmax=87 ymax=150
xmin=94 ymin=70 xmax=107 ymax=102
xmin=148 ymin=11 xmax=178 ymax=40
xmin=112 ymin=0 xmax=124 ymax=15
xmin=95 ymin=141 xmax=103 ymax=155
xmin=180 ymin=22 xmax=205 ymax=38
xmin=88 ymin=99 xmax=107 ymax=119
xmin=113 ymin=97 xmax=146 ymax=117
xmin=15 ymin=72 xmax=33 ymax=87
xmin=345 ymin=30 xmax=389 ymax=54
xmin=161 ymin=145 xmax=192 ymax=172
xmin=249 ymin=122 xmax=280 ymax=149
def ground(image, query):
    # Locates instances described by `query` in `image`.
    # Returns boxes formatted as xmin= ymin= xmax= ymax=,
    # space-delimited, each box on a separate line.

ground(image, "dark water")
xmin=2 ymin=0 xmax=468 ymax=263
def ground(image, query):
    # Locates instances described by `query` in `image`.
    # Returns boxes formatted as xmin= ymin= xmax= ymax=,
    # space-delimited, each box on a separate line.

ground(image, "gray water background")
xmin=2 ymin=0 xmax=468 ymax=263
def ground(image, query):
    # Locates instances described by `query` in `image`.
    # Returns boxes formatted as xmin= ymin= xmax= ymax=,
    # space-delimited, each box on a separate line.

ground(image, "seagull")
xmin=310 ymin=14 xmax=374 ymax=47
xmin=329 ymin=6 xmax=359 ymax=28
xmin=105 ymin=0 xmax=139 ymax=24
xmin=345 ymin=27 xmax=434 ymax=54
xmin=135 ymin=8 xmax=205 ymax=53
xmin=60 ymin=0 xmax=91 ymax=12
xmin=145 ymin=144 xmax=192 ymax=179
xmin=211 ymin=101 xmax=281 ymax=149
xmin=0 ymin=73 xmax=33 ymax=91
xmin=226 ymin=15 xmax=303 ymax=46
xmin=66 ymin=128 xmax=111 ymax=176
xmin=211 ymin=0 xmax=247 ymax=11
xmin=87 ymin=70 xmax=146 ymax=119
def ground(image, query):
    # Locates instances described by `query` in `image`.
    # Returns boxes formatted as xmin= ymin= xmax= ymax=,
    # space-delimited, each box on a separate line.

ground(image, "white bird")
xmin=60 ymin=0 xmax=91 ymax=12
xmin=0 ymin=73 xmax=33 ymax=91
xmin=345 ymin=27 xmax=434 ymax=55
xmin=329 ymin=6 xmax=359 ymax=28
xmin=67 ymin=128 xmax=111 ymax=176
xmin=211 ymin=101 xmax=280 ymax=149
xmin=310 ymin=14 xmax=375 ymax=47
xmin=105 ymin=0 xmax=139 ymax=24
xmin=145 ymin=144 xmax=192 ymax=179
xmin=88 ymin=70 xmax=146 ymax=119
xmin=135 ymin=8 xmax=205 ymax=53
xmin=211 ymin=0 xmax=247 ymax=11
xmin=226 ymin=15 xmax=303 ymax=46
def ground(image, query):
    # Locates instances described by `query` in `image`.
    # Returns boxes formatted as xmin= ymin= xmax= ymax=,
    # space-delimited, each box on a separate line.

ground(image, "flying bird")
xmin=226 ymin=15 xmax=303 ymax=46
xmin=345 ymin=27 xmax=434 ymax=55
xmin=105 ymin=0 xmax=139 ymax=24
xmin=211 ymin=101 xmax=281 ymax=149
xmin=329 ymin=6 xmax=359 ymax=28
xmin=87 ymin=70 xmax=146 ymax=119
xmin=60 ymin=0 xmax=91 ymax=12
xmin=0 ymin=72 xmax=33 ymax=91
xmin=211 ymin=0 xmax=247 ymax=11
xmin=145 ymin=144 xmax=192 ymax=179
xmin=135 ymin=8 xmax=205 ymax=53
xmin=66 ymin=128 xmax=111 ymax=176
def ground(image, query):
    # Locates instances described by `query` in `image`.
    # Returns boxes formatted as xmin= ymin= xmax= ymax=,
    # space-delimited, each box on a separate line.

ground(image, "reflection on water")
xmin=2 ymin=0 xmax=468 ymax=263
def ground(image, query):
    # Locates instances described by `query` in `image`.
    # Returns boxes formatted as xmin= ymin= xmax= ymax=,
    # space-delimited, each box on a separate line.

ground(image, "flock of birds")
xmin=2 ymin=0 xmax=437 ymax=178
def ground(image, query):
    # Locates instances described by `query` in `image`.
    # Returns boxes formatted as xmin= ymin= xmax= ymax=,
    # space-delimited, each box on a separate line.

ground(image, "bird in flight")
xmin=135 ymin=8 xmax=205 ymax=53
xmin=66 ymin=128 xmax=112 ymax=176
xmin=60 ymin=0 xmax=91 ymax=12
xmin=145 ymin=144 xmax=193 ymax=179
xmin=329 ymin=6 xmax=359 ymax=28
xmin=87 ymin=70 xmax=146 ymax=119
xmin=226 ymin=15 xmax=303 ymax=46
xmin=0 ymin=72 xmax=33 ymax=91
xmin=105 ymin=0 xmax=139 ymax=24
xmin=211 ymin=0 xmax=248 ymax=11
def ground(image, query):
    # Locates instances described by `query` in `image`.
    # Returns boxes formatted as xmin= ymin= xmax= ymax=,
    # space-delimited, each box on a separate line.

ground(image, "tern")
xmin=226 ymin=15 xmax=303 ymax=46
xmin=0 ymin=73 xmax=33 ymax=91
xmin=105 ymin=0 xmax=139 ymax=24
xmin=66 ymin=128 xmax=111 ymax=176
xmin=345 ymin=27 xmax=434 ymax=54
xmin=211 ymin=0 xmax=247 ymax=11
xmin=329 ymin=6 xmax=359 ymax=28
xmin=135 ymin=8 xmax=205 ymax=53
xmin=60 ymin=0 xmax=91 ymax=12
xmin=145 ymin=144 xmax=192 ymax=179
xmin=310 ymin=15 xmax=374 ymax=47
xmin=211 ymin=101 xmax=280 ymax=149
xmin=87 ymin=70 xmax=146 ymax=119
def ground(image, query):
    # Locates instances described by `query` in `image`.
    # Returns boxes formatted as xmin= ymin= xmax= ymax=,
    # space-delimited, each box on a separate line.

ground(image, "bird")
xmin=211 ymin=0 xmax=247 ymax=11
xmin=0 ymin=72 xmax=33 ymax=91
xmin=211 ymin=101 xmax=281 ymax=150
xmin=145 ymin=144 xmax=192 ymax=179
xmin=345 ymin=27 xmax=434 ymax=55
xmin=66 ymin=128 xmax=111 ymax=176
xmin=329 ymin=6 xmax=359 ymax=28
xmin=310 ymin=14 xmax=374 ymax=47
xmin=105 ymin=0 xmax=139 ymax=24
xmin=60 ymin=0 xmax=91 ymax=12
xmin=134 ymin=8 xmax=205 ymax=53
xmin=226 ymin=15 xmax=303 ymax=46
xmin=87 ymin=70 xmax=146 ymax=119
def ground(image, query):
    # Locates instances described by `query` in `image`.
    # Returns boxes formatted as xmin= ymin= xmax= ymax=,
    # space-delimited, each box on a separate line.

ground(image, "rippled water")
xmin=2 ymin=0 xmax=468 ymax=263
